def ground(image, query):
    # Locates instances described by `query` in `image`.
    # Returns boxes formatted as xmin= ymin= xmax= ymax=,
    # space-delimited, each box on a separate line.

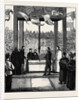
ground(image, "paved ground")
xmin=11 ymin=73 xmax=69 ymax=92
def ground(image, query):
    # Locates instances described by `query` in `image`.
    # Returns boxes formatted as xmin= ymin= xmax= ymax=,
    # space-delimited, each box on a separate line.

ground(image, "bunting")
xmin=5 ymin=9 xmax=13 ymax=21
xmin=18 ymin=11 xmax=29 ymax=23
xmin=52 ymin=10 xmax=63 ymax=16
xmin=31 ymin=18 xmax=44 ymax=26
xmin=42 ymin=14 xmax=54 ymax=25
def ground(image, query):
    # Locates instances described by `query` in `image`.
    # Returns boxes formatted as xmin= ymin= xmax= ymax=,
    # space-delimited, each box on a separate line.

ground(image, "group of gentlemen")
xmin=5 ymin=46 xmax=76 ymax=92
xmin=5 ymin=46 xmax=39 ymax=92
xmin=10 ymin=46 xmax=39 ymax=74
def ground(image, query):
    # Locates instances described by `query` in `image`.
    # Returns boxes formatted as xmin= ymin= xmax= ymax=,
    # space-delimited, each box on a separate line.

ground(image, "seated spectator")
xmin=33 ymin=49 xmax=39 ymax=60
xmin=27 ymin=48 xmax=34 ymax=60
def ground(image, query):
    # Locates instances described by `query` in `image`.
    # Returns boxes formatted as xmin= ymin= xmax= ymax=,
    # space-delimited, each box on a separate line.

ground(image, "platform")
xmin=10 ymin=73 xmax=69 ymax=92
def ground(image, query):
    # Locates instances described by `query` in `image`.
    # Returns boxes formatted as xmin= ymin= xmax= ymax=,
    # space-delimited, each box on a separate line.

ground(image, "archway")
xmin=13 ymin=6 xmax=67 ymax=73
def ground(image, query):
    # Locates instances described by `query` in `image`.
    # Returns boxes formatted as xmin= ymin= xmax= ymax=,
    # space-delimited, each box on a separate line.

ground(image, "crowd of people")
xmin=10 ymin=46 xmax=39 ymax=74
xmin=5 ymin=46 xmax=39 ymax=91
xmin=59 ymin=51 xmax=76 ymax=90
xmin=5 ymin=46 xmax=76 ymax=91
xmin=43 ymin=46 xmax=76 ymax=90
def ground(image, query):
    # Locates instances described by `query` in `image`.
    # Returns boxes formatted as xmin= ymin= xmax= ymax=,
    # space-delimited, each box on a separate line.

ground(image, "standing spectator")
xmin=17 ymin=49 xmax=22 ymax=74
xmin=59 ymin=52 xmax=69 ymax=84
xmin=56 ymin=46 xmax=62 ymax=72
xmin=11 ymin=48 xmax=20 ymax=75
xmin=20 ymin=46 xmax=26 ymax=74
xmin=26 ymin=48 xmax=34 ymax=72
xmin=66 ymin=53 xmax=76 ymax=90
xmin=43 ymin=47 xmax=52 ymax=75
xmin=5 ymin=53 xmax=15 ymax=92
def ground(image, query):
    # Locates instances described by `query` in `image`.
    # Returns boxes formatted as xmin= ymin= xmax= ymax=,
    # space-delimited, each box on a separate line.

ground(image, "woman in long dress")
xmin=56 ymin=46 xmax=62 ymax=72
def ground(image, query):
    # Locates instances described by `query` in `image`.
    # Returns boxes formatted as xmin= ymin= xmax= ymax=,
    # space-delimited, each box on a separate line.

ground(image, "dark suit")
xmin=11 ymin=49 xmax=20 ymax=75
xmin=20 ymin=49 xmax=25 ymax=64
xmin=27 ymin=52 xmax=34 ymax=60
xmin=59 ymin=57 xmax=69 ymax=83
xmin=33 ymin=52 xmax=39 ymax=60
xmin=66 ymin=59 xmax=75 ymax=90
xmin=26 ymin=52 xmax=34 ymax=72
xmin=44 ymin=51 xmax=51 ymax=75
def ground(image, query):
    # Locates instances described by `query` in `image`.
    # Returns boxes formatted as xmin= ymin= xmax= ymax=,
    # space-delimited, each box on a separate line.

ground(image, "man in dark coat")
xmin=20 ymin=46 xmax=26 ymax=74
xmin=11 ymin=48 xmax=20 ymax=75
xmin=26 ymin=48 xmax=34 ymax=72
xmin=33 ymin=49 xmax=39 ymax=60
xmin=59 ymin=52 xmax=69 ymax=84
xmin=27 ymin=48 xmax=34 ymax=60
xmin=43 ymin=47 xmax=52 ymax=75
xmin=66 ymin=53 xmax=76 ymax=90
xmin=20 ymin=46 xmax=25 ymax=64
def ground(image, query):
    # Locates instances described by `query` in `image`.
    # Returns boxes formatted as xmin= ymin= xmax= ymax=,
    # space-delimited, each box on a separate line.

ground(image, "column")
xmin=38 ymin=25 xmax=41 ymax=54
xmin=52 ymin=21 xmax=58 ymax=72
xmin=18 ymin=21 xmax=24 ymax=49
xmin=13 ymin=7 xmax=18 ymax=49
xmin=63 ymin=9 xmax=67 ymax=52
xmin=54 ymin=21 xmax=58 ymax=54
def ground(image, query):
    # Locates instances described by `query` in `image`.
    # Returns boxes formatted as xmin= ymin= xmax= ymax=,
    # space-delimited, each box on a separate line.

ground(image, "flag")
xmin=18 ymin=11 xmax=29 ymax=23
xmin=42 ymin=14 xmax=54 ymax=25
xmin=5 ymin=9 xmax=13 ymax=21
xmin=31 ymin=18 xmax=44 ymax=26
